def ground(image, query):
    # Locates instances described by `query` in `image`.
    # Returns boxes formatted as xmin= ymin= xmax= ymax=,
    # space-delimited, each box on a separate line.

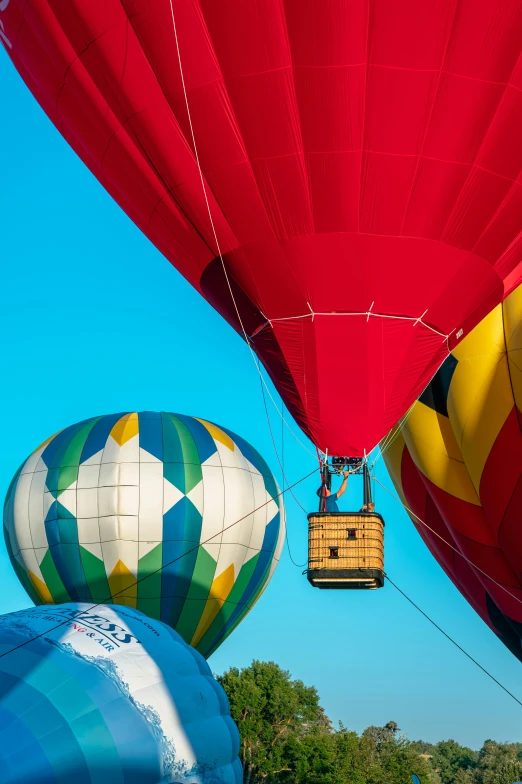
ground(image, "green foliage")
xmin=218 ymin=660 xmax=522 ymax=784
xmin=431 ymin=739 xmax=478 ymax=784
xmin=218 ymin=662 xmax=430 ymax=784
xmin=412 ymin=740 xmax=437 ymax=756
xmin=217 ymin=660 xmax=325 ymax=783
xmin=474 ymin=740 xmax=522 ymax=784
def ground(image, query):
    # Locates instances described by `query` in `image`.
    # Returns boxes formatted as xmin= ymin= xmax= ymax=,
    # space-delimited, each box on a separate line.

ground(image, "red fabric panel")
xmin=400 ymin=449 xmax=498 ymax=633
xmin=498 ymin=478 xmax=522 ymax=587
xmin=417 ymin=476 xmax=494 ymax=548
xmin=265 ymin=311 xmax=447 ymax=455
xmin=480 ymin=407 xmax=522 ymax=536
xmin=400 ymin=447 xmax=522 ymax=651
xmin=414 ymin=470 xmax=522 ymax=617
xmin=3 ymin=0 xmax=522 ymax=453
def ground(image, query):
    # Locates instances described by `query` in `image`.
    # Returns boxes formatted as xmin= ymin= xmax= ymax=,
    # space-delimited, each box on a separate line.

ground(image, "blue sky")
xmin=2 ymin=48 xmax=521 ymax=749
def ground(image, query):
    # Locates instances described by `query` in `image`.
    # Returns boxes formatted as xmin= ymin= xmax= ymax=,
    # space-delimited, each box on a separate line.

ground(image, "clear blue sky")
xmin=2 ymin=48 xmax=521 ymax=750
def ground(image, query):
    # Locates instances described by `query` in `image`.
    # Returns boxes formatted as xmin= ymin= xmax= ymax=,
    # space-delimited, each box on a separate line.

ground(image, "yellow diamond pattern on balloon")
xmin=190 ymin=563 xmax=235 ymax=647
xmin=28 ymin=569 xmax=54 ymax=604
xmin=110 ymin=412 xmax=139 ymax=446
xmin=108 ymin=560 xmax=137 ymax=608
xmin=29 ymin=430 xmax=62 ymax=458
xmin=196 ymin=419 xmax=235 ymax=451
xmin=402 ymin=402 xmax=480 ymax=506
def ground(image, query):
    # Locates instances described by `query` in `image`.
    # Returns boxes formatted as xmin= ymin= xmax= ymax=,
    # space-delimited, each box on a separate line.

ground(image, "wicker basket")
xmin=307 ymin=512 xmax=384 ymax=589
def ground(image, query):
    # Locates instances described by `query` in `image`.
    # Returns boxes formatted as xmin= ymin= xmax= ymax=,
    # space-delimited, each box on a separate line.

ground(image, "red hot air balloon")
xmin=3 ymin=0 xmax=522 ymax=455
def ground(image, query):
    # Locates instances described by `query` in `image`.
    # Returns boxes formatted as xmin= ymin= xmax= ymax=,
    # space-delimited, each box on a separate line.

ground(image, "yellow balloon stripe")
xmin=29 ymin=430 xmax=62 ymax=457
xmin=448 ymin=303 xmax=512 ymax=497
xmin=195 ymin=418 xmax=235 ymax=451
xmin=382 ymin=431 xmax=408 ymax=507
xmin=108 ymin=560 xmax=138 ymax=608
xmin=28 ymin=569 xmax=54 ymax=604
xmin=190 ymin=563 xmax=235 ymax=647
xmin=504 ymin=285 xmax=522 ymax=413
xmin=110 ymin=412 xmax=139 ymax=446
xmin=386 ymin=286 xmax=522 ymax=510
xmin=402 ymin=403 xmax=480 ymax=506
xmin=503 ymin=281 xmax=522 ymax=353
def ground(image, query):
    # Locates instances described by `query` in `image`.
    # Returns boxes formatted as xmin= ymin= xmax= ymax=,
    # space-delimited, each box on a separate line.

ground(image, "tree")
xmin=453 ymin=770 xmax=474 ymax=784
xmin=333 ymin=726 xmax=368 ymax=784
xmin=431 ymin=739 xmax=478 ymax=784
xmin=474 ymin=740 xmax=522 ymax=784
xmin=218 ymin=659 xmax=520 ymax=784
xmin=361 ymin=722 xmax=433 ymax=784
xmin=363 ymin=721 xmax=401 ymax=751
xmin=282 ymin=728 xmax=340 ymax=784
xmin=217 ymin=660 xmax=325 ymax=783
xmin=412 ymin=740 xmax=437 ymax=756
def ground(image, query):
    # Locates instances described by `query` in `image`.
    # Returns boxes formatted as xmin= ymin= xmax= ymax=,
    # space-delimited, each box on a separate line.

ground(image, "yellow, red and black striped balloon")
xmin=384 ymin=284 xmax=522 ymax=661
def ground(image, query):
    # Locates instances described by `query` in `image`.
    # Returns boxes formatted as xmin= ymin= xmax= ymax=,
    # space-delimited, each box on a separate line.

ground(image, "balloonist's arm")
xmin=336 ymin=471 xmax=350 ymax=499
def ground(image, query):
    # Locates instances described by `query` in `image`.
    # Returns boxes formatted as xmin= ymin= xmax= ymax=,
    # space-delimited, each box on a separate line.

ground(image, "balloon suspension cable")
xmin=320 ymin=448 xmax=329 ymax=512
xmin=373 ymin=474 xmax=522 ymax=610
xmin=0 ymin=466 xmax=318 ymax=661
xmin=258 ymin=371 xmax=308 ymax=567
xmin=316 ymin=451 xmax=373 ymax=513
xmin=384 ymin=573 xmax=522 ymax=709
xmin=370 ymin=403 xmax=416 ymax=469
xmin=168 ymin=0 xmax=315 ymax=460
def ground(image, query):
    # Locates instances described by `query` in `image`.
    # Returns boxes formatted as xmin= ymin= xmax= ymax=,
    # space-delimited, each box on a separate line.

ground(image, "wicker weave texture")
xmin=308 ymin=514 xmax=384 ymax=571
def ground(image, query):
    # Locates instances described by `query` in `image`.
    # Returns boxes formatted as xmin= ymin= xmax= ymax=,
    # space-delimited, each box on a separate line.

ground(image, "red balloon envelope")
xmin=3 ymin=0 xmax=522 ymax=455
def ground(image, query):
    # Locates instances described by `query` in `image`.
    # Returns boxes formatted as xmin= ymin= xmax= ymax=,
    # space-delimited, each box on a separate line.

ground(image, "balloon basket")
xmin=307 ymin=512 xmax=384 ymax=589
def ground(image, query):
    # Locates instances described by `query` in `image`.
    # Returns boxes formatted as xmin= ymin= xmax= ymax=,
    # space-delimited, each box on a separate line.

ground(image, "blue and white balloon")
xmin=0 ymin=603 xmax=241 ymax=783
